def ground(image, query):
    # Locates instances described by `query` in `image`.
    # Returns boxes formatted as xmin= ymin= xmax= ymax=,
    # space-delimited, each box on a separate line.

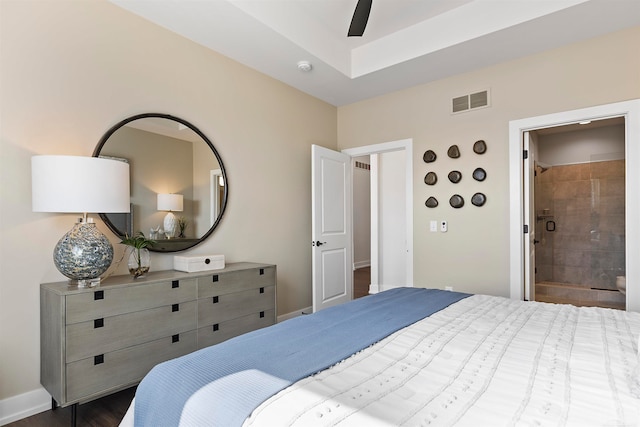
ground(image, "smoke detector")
xmin=297 ymin=61 xmax=313 ymax=72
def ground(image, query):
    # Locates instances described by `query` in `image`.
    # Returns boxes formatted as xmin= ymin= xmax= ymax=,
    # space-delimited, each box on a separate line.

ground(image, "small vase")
xmin=128 ymin=247 xmax=150 ymax=278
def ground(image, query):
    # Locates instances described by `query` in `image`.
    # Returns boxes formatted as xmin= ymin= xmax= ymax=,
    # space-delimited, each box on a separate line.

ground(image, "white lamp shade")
xmin=32 ymin=155 xmax=130 ymax=213
xmin=157 ymin=193 xmax=183 ymax=212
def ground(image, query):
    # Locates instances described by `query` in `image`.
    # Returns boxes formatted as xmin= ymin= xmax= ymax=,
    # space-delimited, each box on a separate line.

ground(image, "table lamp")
xmin=32 ymin=155 xmax=130 ymax=287
xmin=157 ymin=193 xmax=183 ymax=238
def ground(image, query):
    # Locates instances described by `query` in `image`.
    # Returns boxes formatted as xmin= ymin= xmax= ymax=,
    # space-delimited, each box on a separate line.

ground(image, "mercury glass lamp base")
xmin=71 ymin=278 xmax=102 ymax=288
xmin=53 ymin=218 xmax=113 ymax=285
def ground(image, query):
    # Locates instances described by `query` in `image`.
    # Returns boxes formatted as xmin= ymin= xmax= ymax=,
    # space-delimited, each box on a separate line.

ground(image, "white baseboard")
xmin=277 ymin=306 xmax=312 ymax=322
xmin=369 ymin=284 xmax=403 ymax=295
xmin=353 ymin=260 xmax=371 ymax=270
xmin=0 ymin=387 xmax=50 ymax=426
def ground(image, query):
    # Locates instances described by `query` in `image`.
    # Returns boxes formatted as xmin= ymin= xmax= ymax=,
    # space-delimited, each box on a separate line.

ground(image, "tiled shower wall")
xmin=535 ymin=160 xmax=625 ymax=290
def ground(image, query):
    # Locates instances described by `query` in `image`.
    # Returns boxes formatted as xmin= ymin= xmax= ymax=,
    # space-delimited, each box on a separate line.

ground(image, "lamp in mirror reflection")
xmin=31 ymin=155 xmax=130 ymax=287
xmin=157 ymin=193 xmax=183 ymax=238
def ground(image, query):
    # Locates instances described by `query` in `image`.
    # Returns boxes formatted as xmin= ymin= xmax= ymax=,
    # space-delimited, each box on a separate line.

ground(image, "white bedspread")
xmin=243 ymin=295 xmax=640 ymax=427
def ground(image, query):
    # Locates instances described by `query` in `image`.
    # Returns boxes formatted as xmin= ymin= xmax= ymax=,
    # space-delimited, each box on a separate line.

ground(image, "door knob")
xmin=313 ymin=241 xmax=326 ymax=246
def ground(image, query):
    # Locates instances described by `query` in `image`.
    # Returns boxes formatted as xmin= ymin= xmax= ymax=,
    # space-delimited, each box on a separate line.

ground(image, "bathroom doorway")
xmin=531 ymin=118 xmax=626 ymax=309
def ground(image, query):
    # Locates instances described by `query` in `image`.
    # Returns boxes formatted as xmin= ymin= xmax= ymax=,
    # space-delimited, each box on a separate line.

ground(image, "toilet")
xmin=616 ymin=276 xmax=626 ymax=295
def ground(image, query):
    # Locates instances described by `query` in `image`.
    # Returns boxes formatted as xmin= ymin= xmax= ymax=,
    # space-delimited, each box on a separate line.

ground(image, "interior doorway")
xmin=343 ymin=139 xmax=414 ymax=295
xmin=529 ymin=118 xmax=626 ymax=309
xmin=508 ymin=99 xmax=640 ymax=313
xmin=352 ymin=156 xmax=371 ymax=299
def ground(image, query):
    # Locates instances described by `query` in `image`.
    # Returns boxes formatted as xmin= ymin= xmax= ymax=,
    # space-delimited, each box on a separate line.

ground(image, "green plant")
xmin=120 ymin=232 xmax=156 ymax=278
xmin=177 ymin=217 xmax=188 ymax=238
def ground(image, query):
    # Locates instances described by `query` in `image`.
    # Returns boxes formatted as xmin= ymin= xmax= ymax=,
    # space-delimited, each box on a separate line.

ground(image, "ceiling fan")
xmin=348 ymin=0 xmax=372 ymax=37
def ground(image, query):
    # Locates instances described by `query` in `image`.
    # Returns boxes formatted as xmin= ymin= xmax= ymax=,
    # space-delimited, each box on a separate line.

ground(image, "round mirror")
xmin=93 ymin=113 xmax=228 ymax=252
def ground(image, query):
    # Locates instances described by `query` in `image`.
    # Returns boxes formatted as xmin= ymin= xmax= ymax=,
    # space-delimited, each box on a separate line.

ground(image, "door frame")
xmin=343 ymin=138 xmax=414 ymax=292
xmin=210 ymin=169 xmax=224 ymax=226
xmin=508 ymin=99 xmax=640 ymax=312
xmin=522 ymin=131 xmax=537 ymax=302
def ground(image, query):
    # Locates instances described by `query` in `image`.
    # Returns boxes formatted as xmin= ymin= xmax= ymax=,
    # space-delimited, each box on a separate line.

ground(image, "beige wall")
xmin=102 ymin=126 xmax=195 ymax=236
xmin=338 ymin=26 xmax=640 ymax=297
xmin=1 ymin=0 xmax=639 ymax=414
xmin=0 ymin=0 xmax=336 ymax=401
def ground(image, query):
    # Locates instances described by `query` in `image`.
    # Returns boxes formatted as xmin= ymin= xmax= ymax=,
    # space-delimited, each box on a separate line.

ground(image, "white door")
xmin=312 ymin=145 xmax=353 ymax=312
xmin=523 ymin=131 xmax=536 ymax=302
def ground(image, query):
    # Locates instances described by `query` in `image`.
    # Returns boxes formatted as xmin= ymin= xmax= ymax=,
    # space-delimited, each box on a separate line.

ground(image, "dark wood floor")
xmin=353 ymin=266 xmax=370 ymax=299
xmin=6 ymin=387 xmax=135 ymax=427
xmin=10 ymin=267 xmax=371 ymax=427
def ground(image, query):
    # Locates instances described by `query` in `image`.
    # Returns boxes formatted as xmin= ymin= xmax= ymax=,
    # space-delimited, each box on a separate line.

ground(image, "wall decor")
xmin=424 ymin=172 xmax=437 ymax=185
xmin=94 ymin=113 xmax=228 ymax=253
xmin=472 ymin=167 xmax=486 ymax=181
xmin=449 ymin=194 xmax=464 ymax=208
xmin=473 ymin=140 xmax=487 ymax=154
xmin=423 ymin=150 xmax=437 ymax=163
xmin=472 ymin=192 xmax=487 ymax=206
xmin=448 ymin=170 xmax=462 ymax=183
xmin=447 ymin=145 xmax=460 ymax=158
xmin=425 ymin=197 xmax=438 ymax=208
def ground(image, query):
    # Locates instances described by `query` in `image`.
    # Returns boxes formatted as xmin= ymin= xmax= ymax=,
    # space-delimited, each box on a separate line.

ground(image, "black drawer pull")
xmin=260 ymin=311 xmax=265 ymax=318
xmin=172 ymin=334 xmax=180 ymax=343
xmin=94 ymin=291 xmax=104 ymax=300
xmin=172 ymin=280 xmax=179 ymax=288
xmin=94 ymin=318 xmax=104 ymax=328
xmin=94 ymin=354 xmax=104 ymax=365
xmin=212 ymin=275 xmax=219 ymax=282
xmin=213 ymin=296 xmax=219 ymax=304
xmin=259 ymin=268 xmax=265 ymax=275
xmin=213 ymin=324 xmax=219 ymax=332
xmin=260 ymin=287 xmax=265 ymax=294
xmin=172 ymin=304 xmax=179 ymax=312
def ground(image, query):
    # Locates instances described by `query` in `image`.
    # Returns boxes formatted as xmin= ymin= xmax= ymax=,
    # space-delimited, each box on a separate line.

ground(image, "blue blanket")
xmin=134 ymin=287 xmax=469 ymax=426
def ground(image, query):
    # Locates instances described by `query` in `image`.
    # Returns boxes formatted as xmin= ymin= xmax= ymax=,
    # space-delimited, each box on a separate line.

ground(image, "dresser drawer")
xmin=198 ymin=285 xmax=275 ymax=326
xmin=66 ymin=278 xmax=197 ymax=324
xmin=197 ymin=309 xmax=275 ymax=349
xmin=66 ymin=330 xmax=197 ymax=403
xmin=197 ymin=266 xmax=275 ymax=298
xmin=66 ymin=300 xmax=197 ymax=363
xmin=41 ymin=264 xmax=276 ymax=408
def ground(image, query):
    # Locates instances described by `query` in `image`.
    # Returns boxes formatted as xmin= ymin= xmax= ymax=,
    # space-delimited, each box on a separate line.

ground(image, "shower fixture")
xmin=536 ymin=165 xmax=549 ymax=174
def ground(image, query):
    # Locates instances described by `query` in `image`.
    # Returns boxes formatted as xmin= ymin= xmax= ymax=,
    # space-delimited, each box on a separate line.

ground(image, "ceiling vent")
xmin=452 ymin=89 xmax=490 ymax=114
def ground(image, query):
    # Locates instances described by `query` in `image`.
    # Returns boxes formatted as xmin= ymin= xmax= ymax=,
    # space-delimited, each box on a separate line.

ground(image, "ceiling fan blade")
xmin=348 ymin=0 xmax=372 ymax=37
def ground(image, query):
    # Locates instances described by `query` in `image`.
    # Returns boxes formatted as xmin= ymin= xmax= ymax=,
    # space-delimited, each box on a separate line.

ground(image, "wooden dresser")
xmin=40 ymin=262 xmax=276 ymax=414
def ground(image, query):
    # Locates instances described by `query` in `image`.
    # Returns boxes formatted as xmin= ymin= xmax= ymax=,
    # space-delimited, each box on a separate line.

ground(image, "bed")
xmin=120 ymin=287 xmax=640 ymax=426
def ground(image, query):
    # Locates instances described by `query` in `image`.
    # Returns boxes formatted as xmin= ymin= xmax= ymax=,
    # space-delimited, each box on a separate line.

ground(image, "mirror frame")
xmin=93 ymin=113 xmax=228 ymax=252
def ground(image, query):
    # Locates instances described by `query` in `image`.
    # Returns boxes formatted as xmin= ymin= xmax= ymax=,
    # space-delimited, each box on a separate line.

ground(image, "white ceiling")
xmin=110 ymin=0 xmax=640 ymax=106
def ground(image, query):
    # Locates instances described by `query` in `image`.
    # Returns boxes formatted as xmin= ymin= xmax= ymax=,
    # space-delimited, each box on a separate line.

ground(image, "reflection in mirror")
xmin=93 ymin=113 xmax=227 ymax=252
